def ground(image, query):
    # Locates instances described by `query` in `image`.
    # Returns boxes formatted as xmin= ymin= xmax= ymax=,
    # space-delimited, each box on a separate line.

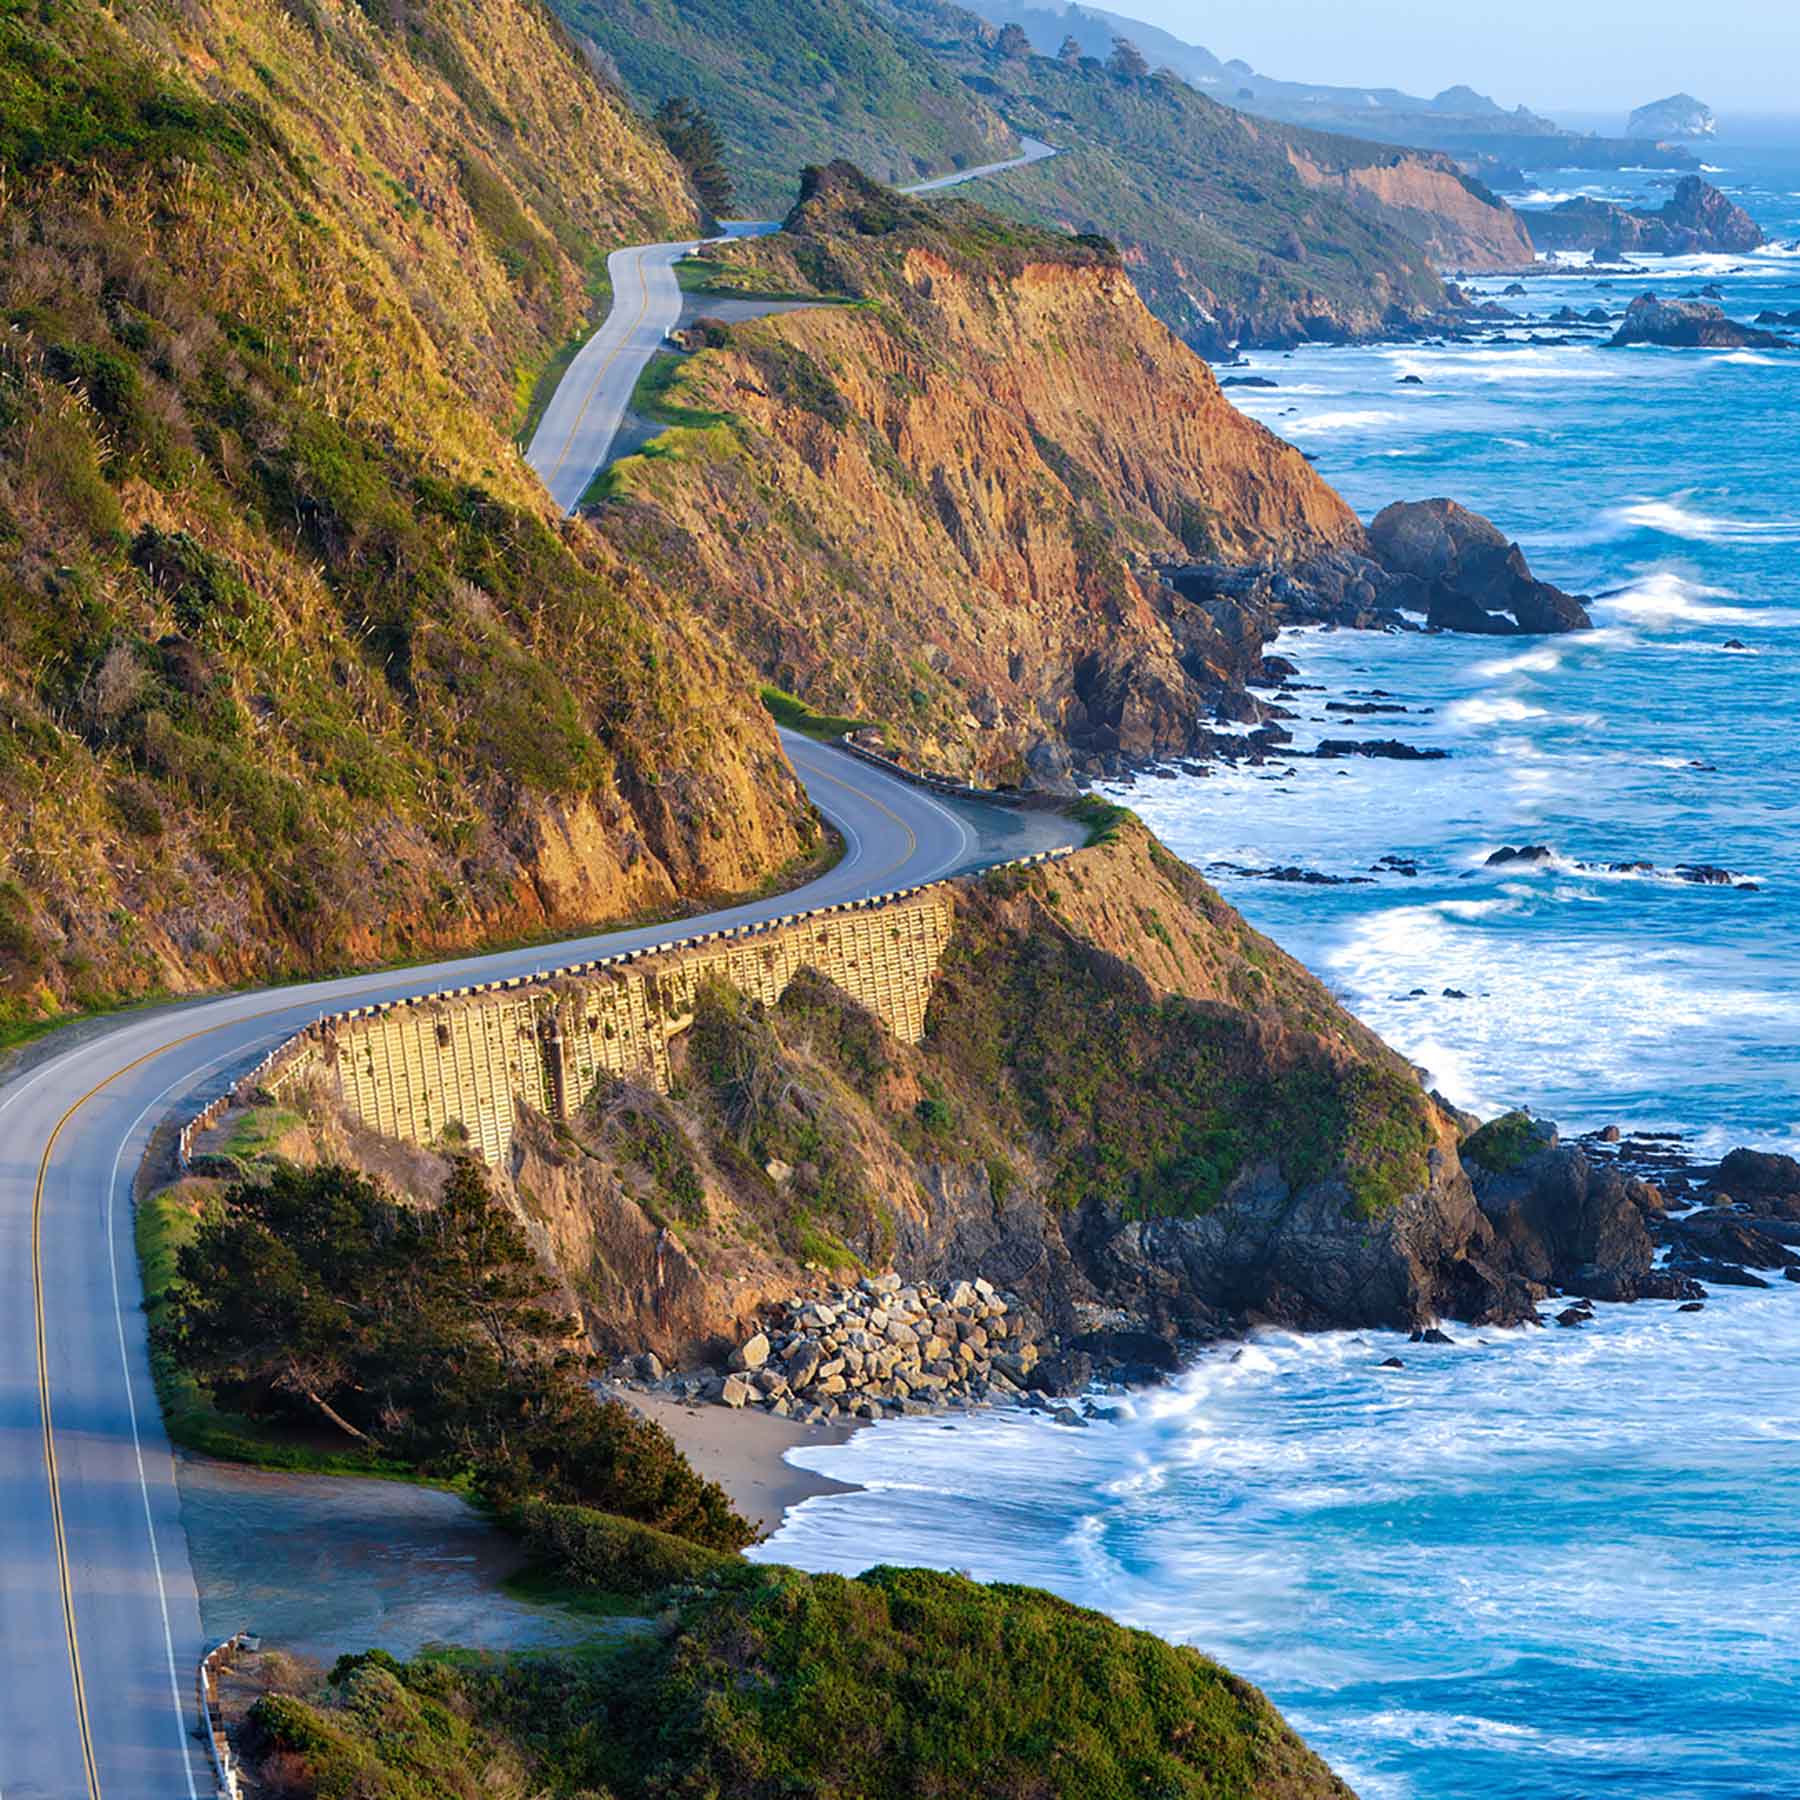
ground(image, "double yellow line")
xmin=20 ymin=744 xmax=921 ymax=1796
xmin=544 ymin=247 xmax=654 ymax=491
xmin=28 ymin=1020 xmax=273 ymax=1799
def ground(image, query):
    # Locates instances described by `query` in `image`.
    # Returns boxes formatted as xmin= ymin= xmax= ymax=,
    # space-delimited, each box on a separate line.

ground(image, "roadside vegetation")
xmin=154 ymin=1159 xmax=753 ymax=1545
xmin=759 ymin=685 xmax=869 ymax=739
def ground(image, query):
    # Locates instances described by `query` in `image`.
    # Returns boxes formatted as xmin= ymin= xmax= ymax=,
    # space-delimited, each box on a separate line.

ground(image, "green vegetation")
xmin=759 ymin=685 xmax=868 ymax=740
xmin=157 ymin=1160 xmax=752 ymax=1545
xmin=653 ymin=96 xmax=733 ymax=216
xmin=1070 ymin=793 xmax=1133 ymax=846
xmin=136 ymin=1183 xmax=421 ymax=1479
xmin=543 ymin=0 xmax=1014 ymax=215
xmin=879 ymin=0 xmax=1448 ymax=349
xmin=1461 ymin=1109 xmax=1547 ymax=1175
xmin=926 ymin=854 xmax=1436 ymax=1221
xmin=246 ymin=1562 xmax=1352 ymax=1797
xmin=0 ymin=0 xmax=806 ymax=1024
xmin=683 ymin=979 xmax=892 ymax=1268
xmin=512 ymin=1498 xmax=735 ymax=1598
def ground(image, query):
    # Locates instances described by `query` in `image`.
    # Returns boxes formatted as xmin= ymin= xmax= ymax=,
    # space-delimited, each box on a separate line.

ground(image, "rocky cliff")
xmin=599 ymin=163 xmax=1363 ymax=783
xmin=1281 ymin=137 xmax=1535 ymax=271
xmin=880 ymin=0 xmax=1476 ymax=353
xmin=253 ymin=820 xmax=1561 ymax=1370
xmin=0 ymin=0 xmax=813 ymax=1027
xmin=1528 ymin=175 xmax=1764 ymax=256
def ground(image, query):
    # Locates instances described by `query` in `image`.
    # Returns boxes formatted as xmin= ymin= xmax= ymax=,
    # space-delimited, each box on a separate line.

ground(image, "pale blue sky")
xmin=1122 ymin=0 xmax=1796 ymax=118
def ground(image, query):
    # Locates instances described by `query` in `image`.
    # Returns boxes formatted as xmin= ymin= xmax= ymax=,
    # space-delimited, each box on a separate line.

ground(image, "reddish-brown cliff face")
xmin=598 ymin=166 xmax=1366 ymax=780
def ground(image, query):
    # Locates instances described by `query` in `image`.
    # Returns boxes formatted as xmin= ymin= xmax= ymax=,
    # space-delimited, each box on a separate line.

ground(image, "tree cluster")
xmin=654 ymin=96 xmax=734 ymax=217
xmin=162 ymin=1159 xmax=751 ymax=1548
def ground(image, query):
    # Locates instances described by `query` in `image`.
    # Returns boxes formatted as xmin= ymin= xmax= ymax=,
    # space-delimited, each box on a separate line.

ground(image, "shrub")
xmin=513 ymin=1499 xmax=735 ymax=1595
xmin=1461 ymin=1109 xmax=1546 ymax=1175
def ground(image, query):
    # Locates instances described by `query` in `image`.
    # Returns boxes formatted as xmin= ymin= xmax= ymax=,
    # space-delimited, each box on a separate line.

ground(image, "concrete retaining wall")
xmin=181 ymin=851 xmax=1071 ymax=1173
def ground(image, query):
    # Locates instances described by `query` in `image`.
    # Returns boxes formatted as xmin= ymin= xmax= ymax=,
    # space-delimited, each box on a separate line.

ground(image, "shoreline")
xmin=630 ymin=1390 xmax=868 ymax=1536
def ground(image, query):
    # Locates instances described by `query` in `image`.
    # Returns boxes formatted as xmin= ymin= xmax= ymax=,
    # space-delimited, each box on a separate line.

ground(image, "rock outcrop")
xmin=1463 ymin=1117 xmax=1668 ymax=1301
xmin=1367 ymin=499 xmax=1594 ymax=633
xmin=1529 ymin=176 xmax=1764 ymax=256
xmin=1608 ymin=295 xmax=1789 ymax=350
xmin=1628 ymin=94 xmax=1716 ymax=140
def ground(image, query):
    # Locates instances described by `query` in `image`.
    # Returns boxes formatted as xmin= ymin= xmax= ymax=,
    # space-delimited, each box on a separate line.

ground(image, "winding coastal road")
xmin=0 ymin=734 xmax=1079 ymax=1797
xmin=525 ymin=135 xmax=1057 ymax=513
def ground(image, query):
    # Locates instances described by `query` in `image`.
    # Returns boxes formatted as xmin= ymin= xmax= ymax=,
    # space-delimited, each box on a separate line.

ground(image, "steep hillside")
xmin=0 ymin=0 xmax=814 ymax=1029
xmin=546 ymin=0 xmax=1016 ymax=215
xmin=598 ymin=164 xmax=1362 ymax=782
xmin=1278 ymin=130 xmax=1532 ymax=270
xmin=875 ymin=0 xmax=1491 ymax=348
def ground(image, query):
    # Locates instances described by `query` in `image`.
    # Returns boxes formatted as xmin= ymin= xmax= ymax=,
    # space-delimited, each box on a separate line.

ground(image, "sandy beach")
xmin=631 ymin=1391 xmax=866 ymax=1535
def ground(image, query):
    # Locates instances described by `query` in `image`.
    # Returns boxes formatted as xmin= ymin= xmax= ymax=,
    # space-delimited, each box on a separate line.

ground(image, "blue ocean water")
xmin=755 ymin=132 xmax=1800 ymax=1797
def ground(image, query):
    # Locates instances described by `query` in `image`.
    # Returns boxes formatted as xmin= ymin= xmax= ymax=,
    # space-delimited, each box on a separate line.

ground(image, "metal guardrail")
xmin=196 ymin=1630 xmax=251 ymax=1797
xmin=172 ymin=847 xmax=1076 ymax=1172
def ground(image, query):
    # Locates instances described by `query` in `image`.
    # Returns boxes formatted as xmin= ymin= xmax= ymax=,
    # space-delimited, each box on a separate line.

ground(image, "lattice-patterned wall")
xmin=288 ymin=889 xmax=957 ymax=1166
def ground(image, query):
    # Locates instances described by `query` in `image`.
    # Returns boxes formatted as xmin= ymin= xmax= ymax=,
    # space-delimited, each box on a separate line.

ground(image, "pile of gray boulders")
xmin=702 ymin=1273 xmax=1047 ymax=1423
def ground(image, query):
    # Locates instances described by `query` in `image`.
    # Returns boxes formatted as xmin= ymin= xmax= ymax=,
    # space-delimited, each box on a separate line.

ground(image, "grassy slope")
xmin=544 ymin=0 xmax=1016 ymax=215
xmin=247 ymin=1552 xmax=1356 ymax=1798
xmin=879 ymin=0 xmax=1449 ymax=348
xmin=0 ymin=0 xmax=813 ymax=1031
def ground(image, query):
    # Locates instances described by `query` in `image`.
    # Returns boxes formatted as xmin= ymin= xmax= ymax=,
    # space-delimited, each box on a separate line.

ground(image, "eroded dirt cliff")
xmin=598 ymin=165 xmax=1365 ymax=783
xmin=246 ymin=822 xmax=1545 ymax=1366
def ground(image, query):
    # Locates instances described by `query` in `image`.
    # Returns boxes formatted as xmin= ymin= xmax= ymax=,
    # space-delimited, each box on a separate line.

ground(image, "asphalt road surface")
xmin=0 ymin=733 xmax=1080 ymax=1798
xmin=523 ymin=137 xmax=1057 ymax=514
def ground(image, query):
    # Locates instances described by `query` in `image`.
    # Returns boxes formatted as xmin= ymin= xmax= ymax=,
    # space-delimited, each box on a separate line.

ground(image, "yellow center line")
xmin=31 ymin=1035 xmax=214 ymax=1800
xmin=545 ymin=248 xmax=654 ymax=487
xmin=24 ymin=743 xmax=913 ymax=1794
xmin=792 ymin=760 xmax=919 ymax=884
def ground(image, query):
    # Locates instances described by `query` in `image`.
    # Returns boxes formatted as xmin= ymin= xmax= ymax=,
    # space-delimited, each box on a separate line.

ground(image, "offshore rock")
xmin=1531 ymin=176 xmax=1762 ymax=257
xmin=1628 ymin=94 xmax=1717 ymax=140
xmin=1368 ymin=499 xmax=1593 ymax=633
xmin=1465 ymin=1134 xmax=1661 ymax=1302
xmin=1608 ymin=294 xmax=1787 ymax=350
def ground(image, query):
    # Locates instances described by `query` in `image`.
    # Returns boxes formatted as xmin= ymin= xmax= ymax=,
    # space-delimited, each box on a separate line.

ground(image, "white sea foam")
xmin=1442 ymin=696 xmax=1548 ymax=726
xmin=1596 ymin=569 xmax=1786 ymax=626
xmin=1474 ymin=644 xmax=1563 ymax=676
xmin=1602 ymin=499 xmax=1800 ymax=544
xmin=1285 ymin=409 xmax=1401 ymax=435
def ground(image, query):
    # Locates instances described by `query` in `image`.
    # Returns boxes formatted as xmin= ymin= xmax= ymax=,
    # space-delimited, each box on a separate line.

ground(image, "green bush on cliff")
xmin=1461 ymin=1108 xmax=1545 ymax=1174
xmin=925 ymin=875 xmax=1434 ymax=1221
xmin=684 ymin=977 xmax=895 ymax=1266
xmin=247 ymin=1561 xmax=1353 ymax=1798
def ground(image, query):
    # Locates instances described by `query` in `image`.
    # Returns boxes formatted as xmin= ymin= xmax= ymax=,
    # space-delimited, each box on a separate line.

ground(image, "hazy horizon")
xmin=1105 ymin=0 xmax=1799 ymax=119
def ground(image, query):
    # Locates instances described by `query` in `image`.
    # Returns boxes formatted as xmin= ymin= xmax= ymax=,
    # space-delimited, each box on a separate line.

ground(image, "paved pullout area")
xmin=524 ymin=137 xmax=1056 ymax=513
xmin=0 ymin=733 xmax=1080 ymax=1797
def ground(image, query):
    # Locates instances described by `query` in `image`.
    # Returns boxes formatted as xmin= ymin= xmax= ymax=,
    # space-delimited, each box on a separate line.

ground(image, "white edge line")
xmin=106 ymin=1041 xmax=272 ymax=1798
